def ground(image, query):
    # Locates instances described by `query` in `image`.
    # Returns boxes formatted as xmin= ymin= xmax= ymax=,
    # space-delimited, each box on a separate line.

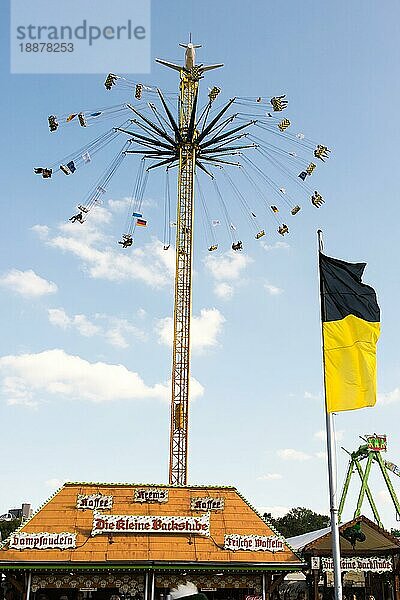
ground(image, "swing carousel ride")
xmin=34 ymin=40 xmax=331 ymax=486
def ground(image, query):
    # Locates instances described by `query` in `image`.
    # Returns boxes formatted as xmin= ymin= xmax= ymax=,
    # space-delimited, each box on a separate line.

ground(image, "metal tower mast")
xmin=156 ymin=44 xmax=223 ymax=485
xmin=169 ymin=68 xmax=198 ymax=485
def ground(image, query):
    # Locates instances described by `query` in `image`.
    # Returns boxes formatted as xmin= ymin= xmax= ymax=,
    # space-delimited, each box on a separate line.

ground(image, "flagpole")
xmin=317 ymin=230 xmax=343 ymax=600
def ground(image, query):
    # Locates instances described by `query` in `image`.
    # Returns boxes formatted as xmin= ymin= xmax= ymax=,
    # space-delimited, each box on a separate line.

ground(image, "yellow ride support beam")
xmin=169 ymin=71 xmax=198 ymax=485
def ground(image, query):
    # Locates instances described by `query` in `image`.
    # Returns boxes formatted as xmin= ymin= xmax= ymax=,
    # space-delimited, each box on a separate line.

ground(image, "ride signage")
xmin=321 ymin=556 xmax=393 ymax=573
xmin=311 ymin=556 xmax=321 ymax=570
xmin=76 ymin=494 xmax=113 ymax=510
xmin=224 ymin=534 xmax=284 ymax=552
xmin=91 ymin=512 xmax=210 ymax=536
xmin=133 ymin=488 xmax=168 ymax=503
xmin=9 ymin=532 xmax=77 ymax=550
xmin=190 ymin=497 xmax=224 ymax=511
xmin=367 ymin=435 xmax=387 ymax=452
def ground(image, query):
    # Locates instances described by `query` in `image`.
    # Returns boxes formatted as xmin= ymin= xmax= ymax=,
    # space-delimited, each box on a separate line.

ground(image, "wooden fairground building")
xmin=287 ymin=515 xmax=400 ymax=600
xmin=0 ymin=483 xmax=304 ymax=600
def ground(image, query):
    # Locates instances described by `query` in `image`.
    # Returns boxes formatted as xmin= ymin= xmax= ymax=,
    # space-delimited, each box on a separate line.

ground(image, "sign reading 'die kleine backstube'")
xmin=76 ymin=494 xmax=113 ymax=510
xmin=133 ymin=488 xmax=168 ymax=503
xmin=190 ymin=497 xmax=224 ymax=511
xmin=92 ymin=512 xmax=210 ymax=536
xmin=10 ymin=532 xmax=77 ymax=550
xmin=224 ymin=534 xmax=284 ymax=552
xmin=321 ymin=556 xmax=393 ymax=573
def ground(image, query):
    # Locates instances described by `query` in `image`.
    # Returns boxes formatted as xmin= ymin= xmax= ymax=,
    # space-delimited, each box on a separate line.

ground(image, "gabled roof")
xmin=287 ymin=527 xmax=332 ymax=552
xmin=0 ymin=483 xmax=303 ymax=569
xmin=287 ymin=515 xmax=400 ymax=555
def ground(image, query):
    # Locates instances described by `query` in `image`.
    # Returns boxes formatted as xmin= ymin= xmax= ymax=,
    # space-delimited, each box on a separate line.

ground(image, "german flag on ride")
xmin=319 ymin=252 xmax=380 ymax=413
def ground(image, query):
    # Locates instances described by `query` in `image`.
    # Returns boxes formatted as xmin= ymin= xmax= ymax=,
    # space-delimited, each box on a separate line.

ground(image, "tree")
xmin=391 ymin=528 xmax=400 ymax=538
xmin=0 ymin=518 xmax=22 ymax=542
xmin=264 ymin=507 xmax=329 ymax=538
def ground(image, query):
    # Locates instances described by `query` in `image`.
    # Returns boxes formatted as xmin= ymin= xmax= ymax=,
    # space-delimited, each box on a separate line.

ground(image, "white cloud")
xmin=73 ymin=314 xmax=100 ymax=337
xmin=100 ymin=315 xmax=147 ymax=348
xmin=191 ymin=308 xmax=225 ymax=350
xmin=304 ymin=391 xmax=322 ymax=401
xmin=315 ymin=451 xmax=328 ymax=460
xmin=0 ymin=269 xmax=57 ymax=298
xmin=45 ymin=477 xmax=70 ymax=490
xmin=264 ymin=282 xmax=283 ymax=296
xmin=31 ymin=224 xmax=49 ymax=239
xmin=107 ymin=198 xmax=131 ymax=212
xmin=48 ymin=309 xmax=147 ymax=348
xmin=214 ymin=282 xmax=234 ymax=300
xmin=107 ymin=197 xmax=156 ymax=212
xmin=257 ymin=473 xmax=283 ymax=481
xmin=49 ymin=308 xmax=101 ymax=338
xmin=277 ymin=448 xmax=312 ymax=461
xmin=257 ymin=506 xmax=289 ymax=519
xmin=2 ymin=376 xmax=37 ymax=408
xmin=204 ymin=250 xmax=252 ymax=281
xmin=204 ymin=250 xmax=252 ymax=299
xmin=48 ymin=308 xmax=100 ymax=338
xmin=377 ymin=488 xmax=400 ymax=505
xmin=87 ymin=206 xmax=112 ymax=225
xmin=314 ymin=429 xmax=344 ymax=442
xmin=56 ymin=235 xmax=173 ymax=286
xmin=0 ymin=349 xmax=204 ymax=407
xmin=378 ymin=388 xmax=400 ymax=405
xmin=33 ymin=217 xmax=175 ymax=288
xmin=377 ymin=489 xmax=391 ymax=504
xmin=155 ymin=318 xmax=173 ymax=347
xmin=156 ymin=308 xmax=225 ymax=353
xmin=48 ymin=308 xmax=70 ymax=330
xmin=104 ymin=328 xmax=128 ymax=348
xmin=261 ymin=241 xmax=290 ymax=252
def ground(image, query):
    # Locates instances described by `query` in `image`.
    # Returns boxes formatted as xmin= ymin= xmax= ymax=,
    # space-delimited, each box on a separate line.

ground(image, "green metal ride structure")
xmin=339 ymin=434 xmax=400 ymax=528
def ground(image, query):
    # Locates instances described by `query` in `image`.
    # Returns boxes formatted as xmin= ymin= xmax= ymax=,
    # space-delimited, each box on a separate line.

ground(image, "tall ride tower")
xmin=37 ymin=40 xmax=329 ymax=489
xmin=156 ymin=42 xmax=223 ymax=485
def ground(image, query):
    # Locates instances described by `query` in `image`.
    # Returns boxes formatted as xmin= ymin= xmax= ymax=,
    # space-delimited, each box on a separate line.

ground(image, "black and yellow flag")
xmin=319 ymin=252 xmax=380 ymax=413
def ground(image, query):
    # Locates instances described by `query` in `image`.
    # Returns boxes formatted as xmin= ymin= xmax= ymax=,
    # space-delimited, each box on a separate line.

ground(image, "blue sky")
xmin=1 ymin=0 xmax=400 ymax=530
